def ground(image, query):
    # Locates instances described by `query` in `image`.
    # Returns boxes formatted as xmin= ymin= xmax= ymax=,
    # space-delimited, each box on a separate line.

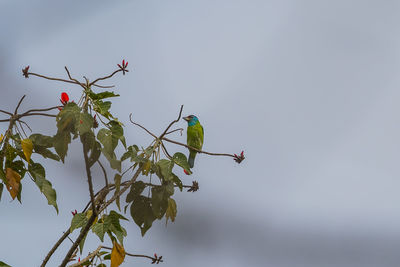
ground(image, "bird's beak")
xmin=183 ymin=116 xmax=190 ymax=122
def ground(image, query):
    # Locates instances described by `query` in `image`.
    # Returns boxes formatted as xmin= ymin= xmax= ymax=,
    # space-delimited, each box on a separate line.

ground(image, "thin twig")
xmin=14 ymin=95 xmax=26 ymax=114
xmin=18 ymin=113 xmax=57 ymax=118
xmin=89 ymin=69 xmax=121 ymax=86
xmin=22 ymin=106 xmax=61 ymax=114
xmin=28 ymin=72 xmax=81 ymax=86
xmin=67 ymin=245 xmax=102 ymax=267
xmin=81 ymin=135 xmax=97 ymax=214
xmin=92 ymin=83 xmax=115 ymax=89
xmin=0 ymin=109 xmax=13 ymax=116
xmin=40 ymin=230 xmax=71 ymax=267
xmin=162 ymin=137 xmax=234 ymax=157
xmin=59 ymin=213 xmax=97 ymax=267
xmin=19 ymin=120 xmax=32 ymax=132
xmin=97 ymin=160 xmax=109 ymax=188
xmin=165 ymin=128 xmax=183 ymax=136
xmin=101 ymin=246 xmax=163 ymax=263
xmin=159 ymin=105 xmax=183 ymax=139
xmin=129 ymin=113 xmax=157 ymax=138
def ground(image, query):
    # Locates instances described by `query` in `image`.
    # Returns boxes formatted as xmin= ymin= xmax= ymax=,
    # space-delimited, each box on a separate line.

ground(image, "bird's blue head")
xmin=183 ymin=115 xmax=199 ymax=126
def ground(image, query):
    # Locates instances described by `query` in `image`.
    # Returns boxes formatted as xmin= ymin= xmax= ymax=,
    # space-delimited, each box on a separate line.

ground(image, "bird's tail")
xmin=188 ymin=151 xmax=196 ymax=168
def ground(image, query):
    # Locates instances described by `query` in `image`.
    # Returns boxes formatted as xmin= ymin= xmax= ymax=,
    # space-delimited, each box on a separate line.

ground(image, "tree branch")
xmin=66 ymin=245 xmax=102 ymax=267
xmin=129 ymin=113 xmax=157 ymax=138
xmin=89 ymin=69 xmax=122 ymax=86
xmin=162 ymin=137 xmax=234 ymax=157
xmin=159 ymin=105 xmax=183 ymax=139
xmin=101 ymin=246 xmax=163 ymax=263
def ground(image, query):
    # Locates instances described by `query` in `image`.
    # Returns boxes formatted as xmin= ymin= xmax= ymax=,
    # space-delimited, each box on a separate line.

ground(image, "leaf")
xmin=53 ymin=131 xmax=71 ymax=163
xmin=88 ymin=141 xmax=101 ymax=167
xmin=114 ymin=174 xmax=122 ymax=210
xmin=70 ymin=213 xmax=88 ymax=232
xmin=5 ymin=167 xmax=21 ymax=199
xmin=130 ymin=196 xmax=156 ymax=236
xmin=151 ymin=183 xmax=174 ymax=219
xmin=0 ymin=261 xmax=11 ymax=267
xmin=111 ymin=241 xmax=125 ymax=267
xmin=172 ymin=152 xmax=192 ymax=175
xmin=29 ymin=134 xmax=53 ymax=148
xmin=89 ymin=90 xmax=120 ymax=100
xmin=0 ymin=134 xmax=3 ymax=143
xmin=76 ymin=112 xmax=94 ymax=135
xmin=126 ymin=181 xmax=146 ymax=202
xmin=33 ymin=146 xmax=60 ymax=161
xmin=121 ymin=145 xmax=138 ymax=162
xmin=142 ymin=160 xmax=151 ymax=176
xmin=166 ymin=198 xmax=177 ymax=225
xmin=156 ymin=159 xmax=174 ymax=181
xmin=79 ymin=229 xmax=88 ymax=254
xmin=94 ymin=100 xmax=112 ymax=119
xmin=171 ymin=173 xmax=183 ymax=191
xmin=0 ymin=183 xmax=3 ymax=202
xmin=56 ymin=102 xmax=80 ymax=132
xmin=97 ymin=128 xmax=121 ymax=171
xmin=28 ymin=163 xmax=58 ymax=213
xmin=92 ymin=220 xmax=108 ymax=242
xmin=21 ymin=138 xmax=33 ymax=163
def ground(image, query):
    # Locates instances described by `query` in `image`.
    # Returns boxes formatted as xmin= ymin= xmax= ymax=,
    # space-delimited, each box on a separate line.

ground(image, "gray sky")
xmin=2 ymin=0 xmax=400 ymax=266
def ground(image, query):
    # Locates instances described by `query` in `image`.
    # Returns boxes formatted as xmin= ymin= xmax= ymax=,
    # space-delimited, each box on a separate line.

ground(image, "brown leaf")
xmin=5 ymin=168 xmax=21 ymax=199
xmin=111 ymin=241 xmax=125 ymax=267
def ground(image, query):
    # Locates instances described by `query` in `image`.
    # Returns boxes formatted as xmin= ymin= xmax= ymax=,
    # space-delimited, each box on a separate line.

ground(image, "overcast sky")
xmin=2 ymin=1 xmax=400 ymax=266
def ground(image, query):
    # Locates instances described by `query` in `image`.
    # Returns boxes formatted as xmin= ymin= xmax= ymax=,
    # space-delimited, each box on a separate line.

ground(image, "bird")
xmin=183 ymin=115 xmax=204 ymax=168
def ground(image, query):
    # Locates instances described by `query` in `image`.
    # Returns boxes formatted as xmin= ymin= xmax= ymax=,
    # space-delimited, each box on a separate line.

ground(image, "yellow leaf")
xmin=5 ymin=168 xmax=21 ymax=199
xmin=0 ymin=133 xmax=4 ymax=143
xmin=165 ymin=198 xmax=177 ymax=225
xmin=142 ymin=160 xmax=151 ymax=176
xmin=111 ymin=241 xmax=125 ymax=267
xmin=21 ymin=138 xmax=33 ymax=163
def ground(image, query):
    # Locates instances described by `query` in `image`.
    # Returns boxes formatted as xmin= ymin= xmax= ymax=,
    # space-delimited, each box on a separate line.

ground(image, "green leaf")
xmin=126 ymin=181 xmax=146 ymax=203
xmin=165 ymin=198 xmax=177 ymax=225
xmin=88 ymin=141 xmax=101 ymax=167
xmin=0 ymin=261 xmax=11 ymax=267
xmin=93 ymin=100 xmax=112 ymax=119
xmin=79 ymin=229 xmax=88 ymax=254
xmin=172 ymin=152 xmax=192 ymax=175
xmin=156 ymin=159 xmax=174 ymax=181
xmin=97 ymin=264 xmax=107 ymax=267
xmin=171 ymin=173 xmax=183 ymax=191
xmin=97 ymin=128 xmax=121 ymax=171
xmin=70 ymin=213 xmax=88 ymax=232
xmin=92 ymin=220 xmax=109 ymax=242
xmin=151 ymin=183 xmax=174 ymax=219
xmin=28 ymin=163 xmax=58 ymax=213
xmin=121 ymin=145 xmax=138 ymax=162
xmin=89 ymin=90 xmax=120 ymax=100
xmin=33 ymin=146 xmax=60 ymax=161
xmin=0 ymin=183 xmax=3 ymax=202
xmin=76 ymin=112 xmax=94 ymax=135
xmin=30 ymin=134 xmax=54 ymax=147
xmin=130 ymin=196 xmax=156 ymax=236
xmin=105 ymin=211 xmax=128 ymax=245
xmin=53 ymin=131 xmax=71 ymax=162
xmin=56 ymin=102 xmax=80 ymax=132
xmin=114 ymin=174 xmax=122 ymax=210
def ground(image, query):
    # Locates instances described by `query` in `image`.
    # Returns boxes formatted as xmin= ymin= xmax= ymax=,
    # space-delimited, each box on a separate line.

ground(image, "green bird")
xmin=183 ymin=115 xmax=204 ymax=168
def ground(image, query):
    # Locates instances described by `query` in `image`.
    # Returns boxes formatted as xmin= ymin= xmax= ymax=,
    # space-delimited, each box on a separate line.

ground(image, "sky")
xmin=1 ymin=0 xmax=400 ymax=266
